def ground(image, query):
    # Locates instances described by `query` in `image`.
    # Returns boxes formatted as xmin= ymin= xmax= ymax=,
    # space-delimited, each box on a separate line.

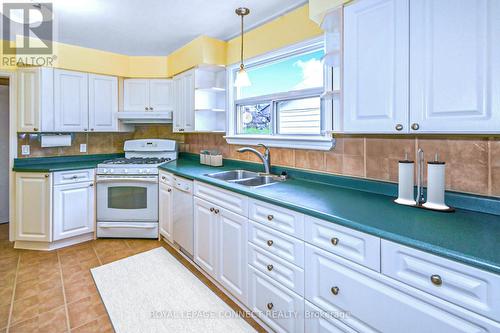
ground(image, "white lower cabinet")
xmin=193 ymin=196 xmax=248 ymax=304
xmin=159 ymin=181 xmax=173 ymax=242
xmin=15 ymin=173 xmax=51 ymax=241
xmin=305 ymin=244 xmax=500 ymax=333
xmin=305 ymin=301 xmax=357 ymax=333
xmin=248 ymin=266 xmax=304 ymax=333
xmin=53 ymin=181 xmax=94 ymax=241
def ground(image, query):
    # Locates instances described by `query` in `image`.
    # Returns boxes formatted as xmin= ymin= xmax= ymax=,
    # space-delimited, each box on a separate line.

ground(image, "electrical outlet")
xmin=21 ymin=145 xmax=30 ymax=155
xmin=80 ymin=144 xmax=87 ymax=153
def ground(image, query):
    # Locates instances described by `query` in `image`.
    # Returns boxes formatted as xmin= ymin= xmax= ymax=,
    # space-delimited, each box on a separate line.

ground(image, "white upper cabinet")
xmin=17 ymin=67 xmax=54 ymax=132
xmin=409 ymin=0 xmax=500 ymax=133
xmin=54 ymin=69 xmax=89 ymax=132
xmin=341 ymin=0 xmax=500 ymax=134
xmin=88 ymin=74 xmax=118 ymax=132
xmin=173 ymin=70 xmax=195 ymax=132
xmin=343 ymin=0 xmax=409 ymax=133
xmin=123 ymin=79 xmax=173 ymax=112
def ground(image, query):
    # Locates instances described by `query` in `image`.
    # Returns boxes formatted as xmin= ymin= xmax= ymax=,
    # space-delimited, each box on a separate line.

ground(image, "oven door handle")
xmin=98 ymin=224 xmax=157 ymax=229
xmin=96 ymin=177 xmax=158 ymax=184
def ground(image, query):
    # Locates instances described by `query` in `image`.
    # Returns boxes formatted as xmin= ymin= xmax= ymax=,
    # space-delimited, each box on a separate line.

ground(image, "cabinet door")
xmin=193 ymin=197 xmax=218 ymax=278
xmin=54 ymin=69 xmax=88 ymax=132
xmin=172 ymin=76 xmax=184 ymax=132
xmin=149 ymin=79 xmax=173 ymax=112
xmin=17 ymin=67 xmax=54 ymax=132
xmin=15 ymin=173 xmax=51 ymax=241
xmin=409 ymin=0 xmax=500 ymax=133
xmin=159 ymin=183 xmax=173 ymax=243
xmin=183 ymin=71 xmax=195 ymax=132
xmin=218 ymin=208 xmax=247 ymax=304
xmin=343 ymin=0 xmax=409 ymax=133
xmin=53 ymin=182 xmax=94 ymax=241
xmin=124 ymin=79 xmax=149 ymax=111
xmin=88 ymin=74 xmax=118 ymax=132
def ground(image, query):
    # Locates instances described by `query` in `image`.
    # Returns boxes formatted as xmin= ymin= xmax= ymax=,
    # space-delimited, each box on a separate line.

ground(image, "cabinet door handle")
xmin=33 ymin=127 xmax=39 ymax=131
xmin=395 ymin=124 xmax=403 ymax=131
xmin=89 ymin=183 xmax=94 ymax=187
xmin=267 ymin=240 xmax=273 ymax=247
xmin=266 ymin=303 xmax=274 ymax=310
xmin=214 ymin=209 xmax=219 ymax=214
xmin=267 ymin=214 xmax=274 ymax=221
xmin=167 ymin=188 xmax=171 ymax=193
xmin=411 ymin=123 xmax=420 ymax=131
xmin=331 ymin=286 xmax=340 ymax=295
xmin=210 ymin=207 xmax=215 ymax=212
xmin=266 ymin=264 xmax=273 ymax=271
xmin=331 ymin=237 xmax=339 ymax=246
xmin=430 ymin=274 xmax=442 ymax=286
xmin=161 ymin=176 xmax=166 ymax=180
xmin=150 ymin=107 xmax=154 ymax=110
xmin=90 ymin=128 xmax=94 ymax=131
xmin=84 ymin=128 xmax=88 ymax=131
xmin=145 ymin=106 xmax=148 ymax=111
xmin=44 ymin=174 xmax=49 ymax=178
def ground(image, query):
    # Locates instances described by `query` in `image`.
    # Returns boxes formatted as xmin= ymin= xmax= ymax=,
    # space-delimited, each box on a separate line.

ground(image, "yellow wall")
xmin=226 ymin=5 xmax=322 ymax=65
xmin=128 ymin=56 xmax=168 ymax=77
xmin=167 ymin=36 xmax=226 ymax=76
xmin=309 ymin=0 xmax=351 ymax=24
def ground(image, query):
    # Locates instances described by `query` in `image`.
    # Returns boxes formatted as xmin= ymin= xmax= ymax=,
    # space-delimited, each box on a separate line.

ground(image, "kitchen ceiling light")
xmin=235 ymin=7 xmax=251 ymax=87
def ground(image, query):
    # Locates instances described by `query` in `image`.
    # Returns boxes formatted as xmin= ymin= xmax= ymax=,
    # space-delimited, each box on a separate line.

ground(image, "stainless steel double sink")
xmin=205 ymin=170 xmax=285 ymax=188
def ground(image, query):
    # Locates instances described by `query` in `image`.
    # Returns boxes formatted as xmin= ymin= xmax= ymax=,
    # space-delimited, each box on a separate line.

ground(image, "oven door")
xmin=97 ymin=175 xmax=158 ymax=222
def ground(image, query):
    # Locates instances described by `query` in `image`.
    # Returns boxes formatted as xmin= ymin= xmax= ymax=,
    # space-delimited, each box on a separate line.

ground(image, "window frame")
xmin=225 ymin=37 xmax=335 ymax=151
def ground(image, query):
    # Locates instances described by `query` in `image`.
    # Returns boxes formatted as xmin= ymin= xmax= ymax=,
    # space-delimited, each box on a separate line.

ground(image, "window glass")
xmin=237 ymin=49 xmax=324 ymax=99
xmin=277 ymin=97 xmax=321 ymax=135
xmin=108 ymin=187 xmax=147 ymax=209
xmin=237 ymin=103 xmax=271 ymax=135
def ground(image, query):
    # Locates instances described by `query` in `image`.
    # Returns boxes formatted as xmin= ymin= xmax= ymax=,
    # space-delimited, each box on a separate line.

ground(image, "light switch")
xmin=80 ymin=144 xmax=87 ymax=153
xmin=21 ymin=145 xmax=30 ymax=155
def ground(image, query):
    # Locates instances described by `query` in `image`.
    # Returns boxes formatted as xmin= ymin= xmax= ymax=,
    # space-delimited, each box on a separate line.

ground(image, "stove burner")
xmin=101 ymin=157 xmax=171 ymax=165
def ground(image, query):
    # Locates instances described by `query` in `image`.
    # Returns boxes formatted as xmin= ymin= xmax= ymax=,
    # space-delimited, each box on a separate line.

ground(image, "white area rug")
xmin=91 ymin=247 xmax=256 ymax=333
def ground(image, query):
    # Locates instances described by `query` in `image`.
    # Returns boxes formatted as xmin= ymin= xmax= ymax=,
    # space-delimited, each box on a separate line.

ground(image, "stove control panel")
xmin=97 ymin=167 xmax=159 ymax=175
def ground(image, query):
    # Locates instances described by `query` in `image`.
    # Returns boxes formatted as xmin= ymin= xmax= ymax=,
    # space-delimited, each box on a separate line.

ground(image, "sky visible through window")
xmin=237 ymin=49 xmax=324 ymax=99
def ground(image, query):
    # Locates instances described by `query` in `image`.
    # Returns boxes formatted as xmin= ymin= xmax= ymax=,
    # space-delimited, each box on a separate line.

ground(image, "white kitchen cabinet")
xmin=54 ymin=69 xmax=89 ymax=132
xmin=159 ymin=181 xmax=174 ymax=243
xmin=305 ymin=301 xmax=357 ymax=333
xmin=343 ymin=0 xmax=409 ymax=133
xmin=17 ymin=67 xmax=54 ymax=132
xmin=173 ymin=66 xmax=226 ymax=133
xmin=88 ymin=74 xmax=118 ymax=132
xmin=15 ymin=173 xmax=51 ymax=241
xmin=193 ymin=197 xmax=218 ymax=279
xmin=123 ymin=79 xmax=172 ymax=112
xmin=53 ymin=181 xmax=94 ymax=241
xmin=218 ymin=208 xmax=247 ymax=304
xmin=409 ymin=0 xmax=500 ymax=133
xmin=305 ymin=244 xmax=500 ymax=333
xmin=341 ymin=0 xmax=500 ymax=134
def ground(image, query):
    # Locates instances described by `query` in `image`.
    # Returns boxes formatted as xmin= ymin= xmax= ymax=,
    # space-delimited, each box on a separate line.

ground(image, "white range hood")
xmin=117 ymin=111 xmax=173 ymax=124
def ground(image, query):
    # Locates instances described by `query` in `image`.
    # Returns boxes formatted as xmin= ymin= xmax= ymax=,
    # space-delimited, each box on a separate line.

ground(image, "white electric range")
xmin=96 ymin=139 xmax=177 ymax=239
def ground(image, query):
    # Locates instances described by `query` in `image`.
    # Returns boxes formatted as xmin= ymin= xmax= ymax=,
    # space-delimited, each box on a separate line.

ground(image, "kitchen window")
xmin=225 ymin=38 xmax=335 ymax=150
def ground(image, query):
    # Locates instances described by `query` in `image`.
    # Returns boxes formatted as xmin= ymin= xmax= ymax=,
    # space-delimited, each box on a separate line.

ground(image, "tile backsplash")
xmin=18 ymin=126 xmax=499 ymax=197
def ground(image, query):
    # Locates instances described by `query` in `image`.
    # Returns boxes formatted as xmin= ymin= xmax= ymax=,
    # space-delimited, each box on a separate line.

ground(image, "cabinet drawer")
xmin=159 ymin=171 xmax=174 ymax=186
xmin=249 ymin=199 xmax=304 ymax=238
xmin=381 ymin=240 xmax=500 ymax=322
xmin=305 ymin=244 xmax=500 ymax=333
xmin=248 ymin=243 xmax=304 ymax=296
xmin=305 ymin=216 xmax=380 ymax=271
xmin=194 ymin=181 xmax=248 ymax=216
xmin=305 ymin=301 xmax=357 ymax=333
xmin=53 ymin=169 xmax=95 ymax=185
xmin=248 ymin=266 xmax=304 ymax=333
xmin=249 ymin=221 xmax=304 ymax=268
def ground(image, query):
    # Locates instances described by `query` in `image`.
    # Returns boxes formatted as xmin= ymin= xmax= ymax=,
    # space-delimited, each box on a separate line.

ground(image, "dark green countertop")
xmin=13 ymin=153 xmax=123 ymax=172
xmin=159 ymin=156 xmax=500 ymax=275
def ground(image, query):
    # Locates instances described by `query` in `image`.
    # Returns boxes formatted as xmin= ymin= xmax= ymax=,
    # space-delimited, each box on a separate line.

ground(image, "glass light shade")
xmin=235 ymin=67 xmax=251 ymax=87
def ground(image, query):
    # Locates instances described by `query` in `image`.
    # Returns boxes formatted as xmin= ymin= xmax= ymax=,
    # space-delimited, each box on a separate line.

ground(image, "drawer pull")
xmin=161 ymin=176 xmax=166 ymax=180
xmin=331 ymin=237 xmax=339 ymax=246
xmin=430 ymin=274 xmax=442 ymax=286
xmin=267 ymin=240 xmax=274 ymax=247
xmin=331 ymin=286 xmax=340 ymax=295
xmin=267 ymin=214 xmax=274 ymax=221
xmin=267 ymin=264 xmax=274 ymax=271
xmin=266 ymin=303 xmax=274 ymax=310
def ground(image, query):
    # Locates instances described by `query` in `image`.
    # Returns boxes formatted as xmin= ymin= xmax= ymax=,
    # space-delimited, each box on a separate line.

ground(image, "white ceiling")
xmin=45 ymin=0 xmax=307 ymax=56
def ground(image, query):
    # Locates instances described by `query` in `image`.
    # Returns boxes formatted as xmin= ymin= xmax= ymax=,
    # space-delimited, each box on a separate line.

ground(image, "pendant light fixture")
xmin=234 ymin=7 xmax=251 ymax=87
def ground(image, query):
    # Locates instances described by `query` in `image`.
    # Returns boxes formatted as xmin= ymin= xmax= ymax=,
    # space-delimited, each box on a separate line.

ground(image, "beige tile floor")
xmin=0 ymin=224 xmax=264 ymax=333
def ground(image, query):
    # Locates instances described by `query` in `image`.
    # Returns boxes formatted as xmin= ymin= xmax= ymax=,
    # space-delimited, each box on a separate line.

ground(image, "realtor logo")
xmin=2 ymin=2 xmax=53 ymax=55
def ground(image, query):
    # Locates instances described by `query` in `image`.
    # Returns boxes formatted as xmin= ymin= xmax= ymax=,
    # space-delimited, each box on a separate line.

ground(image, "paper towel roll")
xmin=423 ymin=161 xmax=450 ymax=211
xmin=395 ymin=160 xmax=416 ymax=206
